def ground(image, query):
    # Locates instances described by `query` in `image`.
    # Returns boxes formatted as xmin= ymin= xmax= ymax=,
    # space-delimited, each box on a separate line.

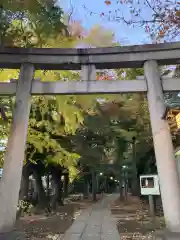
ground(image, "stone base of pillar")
xmin=0 ymin=230 xmax=25 ymax=239
xmin=154 ymin=229 xmax=180 ymax=240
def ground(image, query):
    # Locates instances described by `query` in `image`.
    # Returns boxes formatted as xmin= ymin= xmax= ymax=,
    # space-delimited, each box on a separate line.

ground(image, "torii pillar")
xmin=144 ymin=60 xmax=180 ymax=238
xmin=0 ymin=63 xmax=34 ymax=233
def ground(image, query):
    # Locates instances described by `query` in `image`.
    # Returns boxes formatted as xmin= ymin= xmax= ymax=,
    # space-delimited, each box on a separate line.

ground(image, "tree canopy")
xmin=83 ymin=0 xmax=180 ymax=41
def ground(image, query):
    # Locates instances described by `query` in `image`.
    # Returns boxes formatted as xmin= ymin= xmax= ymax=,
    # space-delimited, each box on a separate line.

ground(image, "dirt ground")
xmin=111 ymin=194 xmax=165 ymax=240
xmin=15 ymin=194 xmax=103 ymax=239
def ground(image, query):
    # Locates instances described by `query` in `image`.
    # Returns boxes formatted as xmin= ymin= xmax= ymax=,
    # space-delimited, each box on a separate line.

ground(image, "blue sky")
xmin=60 ymin=0 xmax=153 ymax=45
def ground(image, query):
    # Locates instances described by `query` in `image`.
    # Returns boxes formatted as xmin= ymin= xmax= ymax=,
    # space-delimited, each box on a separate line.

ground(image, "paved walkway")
xmin=61 ymin=194 xmax=120 ymax=240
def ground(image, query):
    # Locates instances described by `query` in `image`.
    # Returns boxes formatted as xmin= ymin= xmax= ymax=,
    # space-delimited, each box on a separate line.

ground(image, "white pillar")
xmin=144 ymin=60 xmax=180 ymax=232
xmin=80 ymin=65 xmax=96 ymax=81
xmin=0 ymin=63 xmax=34 ymax=232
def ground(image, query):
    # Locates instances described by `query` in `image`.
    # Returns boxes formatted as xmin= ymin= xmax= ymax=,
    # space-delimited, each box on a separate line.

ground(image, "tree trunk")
xmin=16 ymin=168 xmax=30 ymax=219
xmin=83 ymin=178 xmax=89 ymax=199
xmin=119 ymin=174 xmax=124 ymax=201
xmin=19 ymin=166 xmax=30 ymax=201
xmin=59 ymin=179 xmax=64 ymax=205
xmin=31 ymin=177 xmax=38 ymax=205
xmin=91 ymin=170 xmax=96 ymax=201
xmin=51 ymin=171 xmax=63 ymax=210
xmin=46 ymin=174 xmax=50 ymax=201
xmin=131 ymin=141 xmax=140 ymax=196
xmin=33 ymin=171 xmax=48 ymax=210
xmin=124 ymin=181 xmax=128 ymax=201
xmin=105 ymin=177 xmax=108 ymax=193
xmin=19 ymin=174 xmax=29 ymax=201
xmin=131 ymin=178 xmax=140 ymax=196
xmin=63 ymin=173 xmax=69 ymax=198
xmin=96 ymin=175 xmax=99 ymax=193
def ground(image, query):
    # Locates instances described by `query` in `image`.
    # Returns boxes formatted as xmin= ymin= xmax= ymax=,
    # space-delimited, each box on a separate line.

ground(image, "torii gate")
xmin=0 ymin=43 xmax=180 ymax=237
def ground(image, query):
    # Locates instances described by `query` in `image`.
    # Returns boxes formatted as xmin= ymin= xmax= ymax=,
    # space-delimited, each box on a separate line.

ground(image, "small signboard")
xmin=140 ymin=174 xmax=160 ymax=195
